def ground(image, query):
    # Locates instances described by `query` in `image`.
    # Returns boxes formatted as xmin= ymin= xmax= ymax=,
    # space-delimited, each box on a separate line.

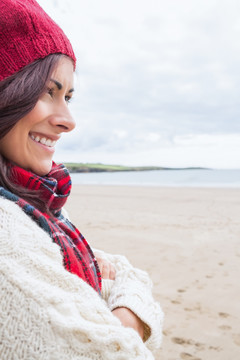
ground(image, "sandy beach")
xmin=65 ymin=185 xmax=240 ymax=360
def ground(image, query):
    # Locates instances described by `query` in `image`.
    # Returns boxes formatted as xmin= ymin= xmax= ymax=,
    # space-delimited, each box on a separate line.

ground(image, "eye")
xmin=65 ymin=95 xmax=72 ymax=104
xmin=47 ymin=87 xmax=54 ymax=97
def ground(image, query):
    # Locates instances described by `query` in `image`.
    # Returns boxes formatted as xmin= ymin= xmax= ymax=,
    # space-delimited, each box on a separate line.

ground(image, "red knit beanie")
xmin=0 ymin=0 xmax=76 ymax=81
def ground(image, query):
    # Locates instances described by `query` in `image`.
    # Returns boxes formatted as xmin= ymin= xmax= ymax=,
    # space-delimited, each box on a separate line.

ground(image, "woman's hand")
xmin=95 ymin=254 xmax=146 ymax=340
xmin=112 ymin=307 xmax=145 ymax=340
xmin=95 ymin=255 xmax=116 ymax=280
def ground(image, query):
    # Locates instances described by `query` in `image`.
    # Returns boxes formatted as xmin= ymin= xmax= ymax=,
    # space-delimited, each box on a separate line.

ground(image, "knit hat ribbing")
xmin=0 ymin=0 xmax=76 ymax=81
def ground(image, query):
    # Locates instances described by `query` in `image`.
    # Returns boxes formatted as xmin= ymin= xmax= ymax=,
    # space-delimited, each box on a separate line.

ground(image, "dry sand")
xmin=65 ymin=185 xmax=240 ymax=360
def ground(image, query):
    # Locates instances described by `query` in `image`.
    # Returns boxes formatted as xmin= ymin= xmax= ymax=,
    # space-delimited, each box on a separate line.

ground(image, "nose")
xmin=49 ymin=104 xmax=76 ymax=133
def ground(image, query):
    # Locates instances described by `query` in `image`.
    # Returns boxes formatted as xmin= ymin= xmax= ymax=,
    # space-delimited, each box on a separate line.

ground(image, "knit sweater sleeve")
xmin=94 ymin=249 xmax=164 ymax=351
xmin=0 ymin=198 xmax=156 ymax=360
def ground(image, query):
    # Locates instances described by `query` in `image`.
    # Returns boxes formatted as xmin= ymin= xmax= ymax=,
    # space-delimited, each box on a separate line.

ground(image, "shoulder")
xmin=0 ymin=196 xmax=62 ymax=262
xmin=0 ymin=195 xmax=23 ymax=217
xmin=0 ymin=195 xmax=45 ymax=237
xmin=0 ymin=196 xmax=34 ymax=236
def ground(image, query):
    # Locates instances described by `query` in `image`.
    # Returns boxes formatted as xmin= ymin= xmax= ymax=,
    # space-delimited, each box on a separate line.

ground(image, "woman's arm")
xmin=95 ymin=253 xmax=147 ymax=340
xmin=63 ymin=207 xmax=163 ymax=349
xmin=94 ymin=249 xmax=164 ymax=351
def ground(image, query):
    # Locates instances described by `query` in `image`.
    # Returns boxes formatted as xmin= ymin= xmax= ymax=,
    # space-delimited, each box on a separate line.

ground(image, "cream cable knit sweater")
xmin=0 ymin=197 xmax=164 ymax=360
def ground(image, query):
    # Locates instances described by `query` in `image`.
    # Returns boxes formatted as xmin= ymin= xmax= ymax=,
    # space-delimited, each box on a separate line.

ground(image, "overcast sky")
xmin=38 ymin=0 xmax=240 ymax=168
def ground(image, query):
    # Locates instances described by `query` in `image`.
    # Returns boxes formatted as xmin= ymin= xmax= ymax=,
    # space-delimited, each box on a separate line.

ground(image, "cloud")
xmin=38 ymin=0 xmax=240 ymax=168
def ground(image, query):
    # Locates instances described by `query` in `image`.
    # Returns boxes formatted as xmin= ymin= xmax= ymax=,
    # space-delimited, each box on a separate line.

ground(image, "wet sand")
xmin=65 ymin=185 xmax=240 ymax=360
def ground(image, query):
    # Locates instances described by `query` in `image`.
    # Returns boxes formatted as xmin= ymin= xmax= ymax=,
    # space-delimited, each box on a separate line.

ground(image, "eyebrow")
xmin=50 ymin=79 xmax=74 ymax=93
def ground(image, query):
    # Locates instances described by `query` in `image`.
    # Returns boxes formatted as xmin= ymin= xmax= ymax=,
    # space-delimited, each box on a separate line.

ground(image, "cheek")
xmin=0 ymin=119 xmax=30 ymax=163
xmin=0 ymin=133 xmax=25 ymax=164
xmin=22 ymin=98 xmax=50 ymax=129
xmin=26 ymin=103 xmax=46 ymax=126
xmin=0 ymin=132 xmax=17 ymax=159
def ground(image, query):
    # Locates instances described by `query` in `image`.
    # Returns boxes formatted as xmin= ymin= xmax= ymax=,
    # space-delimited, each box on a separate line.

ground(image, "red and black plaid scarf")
xmin=0 ymin=162 xmax=101 ymax=294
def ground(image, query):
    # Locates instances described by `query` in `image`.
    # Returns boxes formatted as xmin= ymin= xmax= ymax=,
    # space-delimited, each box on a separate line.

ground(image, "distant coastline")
xmin=64 ymin=162 xmax=208 ymax=173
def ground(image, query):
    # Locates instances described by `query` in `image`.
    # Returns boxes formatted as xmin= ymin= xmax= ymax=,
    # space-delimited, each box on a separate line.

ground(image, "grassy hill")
xmin=63 ymin=163 xmax=205 ymax=173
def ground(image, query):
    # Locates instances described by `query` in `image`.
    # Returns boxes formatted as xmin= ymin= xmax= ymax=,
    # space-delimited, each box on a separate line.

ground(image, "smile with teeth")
xmin=30 ymin=134 xmax=56 ymax=147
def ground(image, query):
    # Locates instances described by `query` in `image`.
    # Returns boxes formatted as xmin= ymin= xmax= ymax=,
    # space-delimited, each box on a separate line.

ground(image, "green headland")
xmin=64 ymin=163 xmax=206 ymax=173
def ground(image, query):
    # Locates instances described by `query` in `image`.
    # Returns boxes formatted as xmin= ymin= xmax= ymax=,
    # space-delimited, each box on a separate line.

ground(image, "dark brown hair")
xmin=0 ymin=54 xmax=65 ymax=213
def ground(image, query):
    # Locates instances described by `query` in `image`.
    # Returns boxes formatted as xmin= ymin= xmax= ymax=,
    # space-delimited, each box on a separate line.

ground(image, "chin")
xmin=31 ymin=161 xmax=53 ymax=177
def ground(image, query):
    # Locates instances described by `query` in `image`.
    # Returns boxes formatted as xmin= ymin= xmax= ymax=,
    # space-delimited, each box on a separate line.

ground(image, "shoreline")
xmin=66 ymin=185 xmax=240 ymax=360
xmin=71 ymin=182 xmax=240 ymax=189
xmin=69 ymin=169 xmax=240 ymax=189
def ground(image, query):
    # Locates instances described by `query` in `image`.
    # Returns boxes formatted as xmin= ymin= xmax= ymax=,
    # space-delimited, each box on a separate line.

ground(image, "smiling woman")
xmin=0 ymin=54 xmax=75 ymax=213
xmin=0 ymin=56 xmax=75 ymax=177
xmin=0 ymin=1 xmax=163 ymax=359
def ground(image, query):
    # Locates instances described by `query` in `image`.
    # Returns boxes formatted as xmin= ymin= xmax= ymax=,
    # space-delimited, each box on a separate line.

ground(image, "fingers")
xmin=109 ymin=263 xmax=116 ymax=280
xmin=96 ymin=257 xmax=116 ymax=280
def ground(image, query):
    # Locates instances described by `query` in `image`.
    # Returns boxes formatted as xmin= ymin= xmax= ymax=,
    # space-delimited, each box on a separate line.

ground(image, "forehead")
xmin=51 ymin=57 xmax=74 ymax=88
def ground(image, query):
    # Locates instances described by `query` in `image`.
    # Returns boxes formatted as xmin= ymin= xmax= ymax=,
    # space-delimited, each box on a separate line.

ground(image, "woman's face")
xmin=0 ymin=57 xmax=75 ymax=176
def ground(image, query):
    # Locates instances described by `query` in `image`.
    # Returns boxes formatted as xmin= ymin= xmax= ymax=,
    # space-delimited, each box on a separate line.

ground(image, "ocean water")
xmin=70 ymin=169 xmax=240 ymax=188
